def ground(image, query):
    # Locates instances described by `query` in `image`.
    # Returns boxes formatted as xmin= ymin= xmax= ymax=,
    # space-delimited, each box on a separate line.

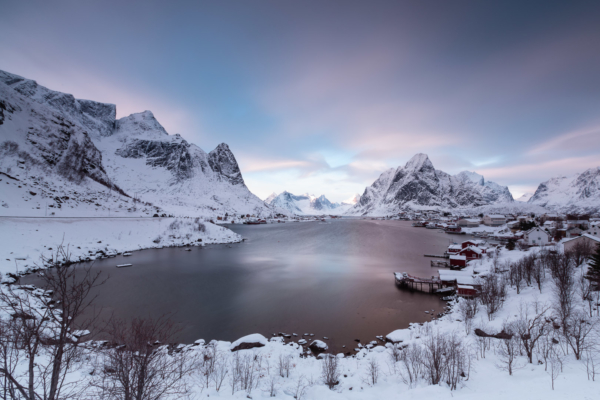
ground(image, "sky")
xmin=1 ymin=0 xmax=599 ymax=202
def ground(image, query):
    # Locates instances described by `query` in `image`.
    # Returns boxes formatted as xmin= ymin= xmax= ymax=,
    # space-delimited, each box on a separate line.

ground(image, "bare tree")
xmin=90 ymin=317 xmax=196 ymax=400
xmin=511 ymin=303 xmax=550 ymax=363
xmin=550 ymin=253 xmax=576 ymax=333
xmin=421 ymin=331 xmax=447 ymax=385
xmin=458 ymin=298 xmax=479 ymax=334
xmin=0 ymin=245 xmax=104 ymax=400
xmin=321 ymin=355 xmax=340 ymax=390
xmin=292 ymin=375 xmax=309 ymax=400
xmin=567 ymin=240 xmax=593 ymax=269
xmin=547 ymin=347 xmax=566 ymax=390
xmin=532 ymin=259 xmax=545 ymax=293
xmin=478 ymin=273 xmax=508 ymax=321
xmin=495 ymin=325 xmax=522 ymax=376
xmin=564 ymin=310 xmax=598 ymax=360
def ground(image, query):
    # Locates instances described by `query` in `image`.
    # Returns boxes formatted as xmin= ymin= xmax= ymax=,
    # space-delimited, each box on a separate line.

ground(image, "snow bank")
xmin=0 ymin=217 xmax=241 ymax=277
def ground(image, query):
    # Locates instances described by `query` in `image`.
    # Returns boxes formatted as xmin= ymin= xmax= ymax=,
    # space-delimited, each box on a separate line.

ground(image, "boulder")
xmin=309 ymin=340 xmax=328 ymax=352
xmin=230 ymin=334 xmax=268 ymax=352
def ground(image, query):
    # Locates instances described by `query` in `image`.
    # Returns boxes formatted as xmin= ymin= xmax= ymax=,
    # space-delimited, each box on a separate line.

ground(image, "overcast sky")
xmin=2 ymin=0 xmax=599 ymax=202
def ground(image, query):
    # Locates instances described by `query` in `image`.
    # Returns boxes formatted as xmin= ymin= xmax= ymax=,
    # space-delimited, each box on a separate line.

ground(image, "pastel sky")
xmin=1 ymin=0 xmax=599 ymax=202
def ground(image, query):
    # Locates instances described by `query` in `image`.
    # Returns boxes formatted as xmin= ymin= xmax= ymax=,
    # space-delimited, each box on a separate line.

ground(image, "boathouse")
xmin=449 ymin=255 xmax=467 ymax=268
xmin=457 ymin=284 xmax=478 ymax=298
xmin=448 ymin=244 xmax=462 ymax=254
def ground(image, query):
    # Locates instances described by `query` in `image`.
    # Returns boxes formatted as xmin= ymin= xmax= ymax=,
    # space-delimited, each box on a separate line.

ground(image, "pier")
xmin=424 ymin=253 xmax=449 ymax=259
xmin=394 ymin=272 xmax=443 ymax=293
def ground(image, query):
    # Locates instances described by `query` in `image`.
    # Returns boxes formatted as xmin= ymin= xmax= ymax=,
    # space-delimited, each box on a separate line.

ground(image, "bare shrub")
xmin=321 ymin=354 xmax=340 ymax=390
xmin=365 ymin=358 xmax=379 ymax=386
xmin=90 ymin=317 xmax=196 ymax=400
xmin=550 ymin=253 xmax=576 ymax=333
xmin=398 ymin=343 xmax=422 ymax=387
xmin=278 ymin=353 xmax=292 ymax=378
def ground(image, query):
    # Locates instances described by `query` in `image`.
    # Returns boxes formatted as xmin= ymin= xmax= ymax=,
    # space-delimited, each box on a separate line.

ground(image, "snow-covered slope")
xmin=515 ymin=192 xmax=534 ymax=202
xmin=528 ymin=167 xmax=600 ymax=213
xmin=348 ymin=154 xmax=514 ymax=215
xmin=266 ymin=191 xmax=343 ymax=215
xmin=0 ymin=69 xmax=270 ymax=218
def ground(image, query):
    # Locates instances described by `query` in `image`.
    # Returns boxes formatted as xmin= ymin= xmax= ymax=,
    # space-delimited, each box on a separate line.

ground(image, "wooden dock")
xmin=394 ymin=272 xmax=443 ymax=293
xmin=424 ymin=254 xmax=449 ymax=259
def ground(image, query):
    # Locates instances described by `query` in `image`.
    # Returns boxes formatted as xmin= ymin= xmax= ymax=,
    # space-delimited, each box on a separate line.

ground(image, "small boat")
xmin=116 ymin=264 xmax=132 ymax=268
xmin=122 ymin=253 xmax=132 ymax=256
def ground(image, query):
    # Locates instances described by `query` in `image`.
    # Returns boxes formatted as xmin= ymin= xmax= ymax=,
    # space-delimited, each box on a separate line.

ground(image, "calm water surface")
xmin=27 ymin=219 xmax=465 ymax=352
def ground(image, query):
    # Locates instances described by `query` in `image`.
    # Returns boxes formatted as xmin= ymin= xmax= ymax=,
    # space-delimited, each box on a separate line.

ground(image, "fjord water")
xmin=38 ymin=219 xmax=458 ymax=351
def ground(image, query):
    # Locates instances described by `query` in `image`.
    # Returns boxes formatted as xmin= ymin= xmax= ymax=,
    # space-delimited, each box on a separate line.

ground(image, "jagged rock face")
xmin=0 ymin=72 xmax=121 ymax=192
xmin=115 ymin=139 xmax=196 ymax=181
xmin=208 ymin=143 xmax=244 ymax=185
xmin=529 ymin=167 xmax=600 ymax=212
xmin=0 ymin=70 xmax=116 ymax=138
xmin=349 ymin=154 xmax=514 ymax=214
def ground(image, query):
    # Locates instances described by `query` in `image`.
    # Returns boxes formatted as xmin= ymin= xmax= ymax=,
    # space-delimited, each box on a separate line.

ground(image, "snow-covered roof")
xmin=457 ymin=284 xmax=475 ymax=290
xmin=448 ymin=244 xmax=462 ymax=250
xmin=486 ymin=214 xmax=505 ymax=218
xmin=450 ymin=255 xmax=467 ymax=260
xmin=563 ymin=234 xmax=600 ymax=243
xmin=460 ymin=246 xmax=482 ymax=254
xmin=438 ymin=270 xmax=477 ymax=285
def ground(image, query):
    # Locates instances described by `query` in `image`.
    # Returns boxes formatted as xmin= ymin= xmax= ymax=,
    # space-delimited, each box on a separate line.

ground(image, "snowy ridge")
xmin=348 ymin=154 xmax=514 ymax=215
xmin=266 ymin=191 xmax=345 ymax=215
xmin=528 ymin=167 xmax=600 ymax=213
xmin=0 ymin=69 xmax=271 ymax=218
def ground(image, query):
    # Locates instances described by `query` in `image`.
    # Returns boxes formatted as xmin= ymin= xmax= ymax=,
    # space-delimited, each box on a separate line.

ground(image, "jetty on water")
xmin=394 ymin=272 xmax=442 ymax=293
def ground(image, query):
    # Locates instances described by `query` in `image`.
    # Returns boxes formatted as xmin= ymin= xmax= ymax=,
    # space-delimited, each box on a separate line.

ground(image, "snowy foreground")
xmin=0 ymin=217 xmax=241 ymax=278
xmin=2 ymin=245 xmax=597 ymax=399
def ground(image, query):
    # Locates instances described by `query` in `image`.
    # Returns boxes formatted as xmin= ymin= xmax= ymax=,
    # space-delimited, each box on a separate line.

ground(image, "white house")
xmin=523 ymin=227 xmax=551 ymax=246
xmin=483 ymin=214 xmax=506 ymax=226
xmin=457 ymin=218 xmax=480 ymax=228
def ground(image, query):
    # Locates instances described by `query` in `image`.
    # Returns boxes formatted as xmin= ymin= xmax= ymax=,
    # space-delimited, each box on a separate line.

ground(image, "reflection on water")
xmin=25 ymin=219 xmax=464 ymax=352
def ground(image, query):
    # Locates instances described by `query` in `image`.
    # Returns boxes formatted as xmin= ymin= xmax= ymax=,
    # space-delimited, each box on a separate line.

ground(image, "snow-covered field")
xmin=0 ymin=216 xmax=241 ymax=278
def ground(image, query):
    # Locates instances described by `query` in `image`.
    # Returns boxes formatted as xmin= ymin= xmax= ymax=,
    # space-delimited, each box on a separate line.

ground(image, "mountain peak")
xmin=116 ymin=110 xmax=168 ymax=137
xmin=404 ymin=153 xmax=433 ymax=172
xmin=456 ymin=171 xmax=485 ymax=186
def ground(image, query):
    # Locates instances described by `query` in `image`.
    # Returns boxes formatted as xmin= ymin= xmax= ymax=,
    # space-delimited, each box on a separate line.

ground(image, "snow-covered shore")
xmin=0 ymin=216 xmax=242 ymax=278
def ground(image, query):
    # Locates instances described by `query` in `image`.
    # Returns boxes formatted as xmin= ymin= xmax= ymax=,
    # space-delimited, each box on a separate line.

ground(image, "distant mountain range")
xmin=528 ymin=167 xmax=600 ymax=213
xmin=0 ymin=69 xmax=271 ymax=217
xmin=265 ymin=191 xmax=360 ymax=215
xmin=347 ymin=154 xmax=514 ymax=215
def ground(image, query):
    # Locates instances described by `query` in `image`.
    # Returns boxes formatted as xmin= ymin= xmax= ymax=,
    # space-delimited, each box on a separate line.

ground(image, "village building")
xmin=543 ymin=220 xmax=556 ymax=229
xmin=566 ymin=227 xmax=583 ymax=238
xmin=457 ymin=218 xmax=480 ymax=228
xmin=461 ymin=239 xmax=486 ymax=249
xmin=447 ymin=244 xmax=462 ymax=254
xmin=563 ymin=234 xmax=600 ymax=253
xmin=483 ymin=214 xmax=506 ymax=226
xmin=517 ymin=215 xmax=531 ymax=222
xmin=449 ymin=255 xmax=467 ymax=268
xmin=589 ymin=222 xmax=600 ymax=237
xmin=457 ymin=284 xmax=478 ymax=298
xmin=523 ymin=227 xmax=551 ymax=246
xmin=459 ymin=246 xmax=483 ymax=260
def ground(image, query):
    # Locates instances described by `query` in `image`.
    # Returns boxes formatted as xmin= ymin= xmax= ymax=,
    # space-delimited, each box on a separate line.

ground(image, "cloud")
xmin=527 ymin=125 xmax=600 ymax=155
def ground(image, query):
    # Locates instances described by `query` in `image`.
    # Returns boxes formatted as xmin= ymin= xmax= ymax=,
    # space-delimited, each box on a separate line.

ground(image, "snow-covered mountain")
xmin=0 ymin=69 xmax=270 ymax=217
xmin=341 ymin=193 xmax=361 ymax=206
xmin=266 ymin=191 xmax=343 ymax=215
xmin=515 ymin=192 xmax=534 ymax=202
xmin=348 ymin=154 xmax=514 ymax=215
xmin=528 ymin=167 xmax=600 ymax=213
